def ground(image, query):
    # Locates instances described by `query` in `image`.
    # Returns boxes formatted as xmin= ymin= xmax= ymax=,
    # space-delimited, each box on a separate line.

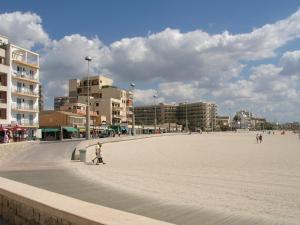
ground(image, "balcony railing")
xmin=12 ymin=88 xmax=38 ymax=97
xmin=12 ymin=71 xmax=38 ymax=82
xmin=12 ymin=103 xmax=38 ymax=111
xmin=16 ymin=120 xmax=38 ymax=126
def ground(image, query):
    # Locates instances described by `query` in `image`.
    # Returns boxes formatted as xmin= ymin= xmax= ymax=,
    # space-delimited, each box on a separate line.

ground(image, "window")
xmin=92 ymin=80 xmax=99 ymax=85
xmin=96 ymin=103 xmax=99 ymax=106
xmin=96 ymin=111 xmax=99 ymax=115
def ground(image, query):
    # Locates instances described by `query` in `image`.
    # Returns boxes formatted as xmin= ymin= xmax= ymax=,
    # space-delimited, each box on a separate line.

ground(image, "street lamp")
xmin=130 ymin=83 xmax=135 ymax=135
xmin=153 ymin=94 xmax=157 ymax=134
xmin=85 ymin=56 xmax=92 ymax=140
xmin=185 ymin=102 xmax=188 ymax=132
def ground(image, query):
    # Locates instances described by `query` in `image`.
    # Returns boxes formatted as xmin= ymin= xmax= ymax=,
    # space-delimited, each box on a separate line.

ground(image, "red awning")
xmin=0 ymin=125 xmax=8 ymax=131
xmin=12 ymin=125 xmax=26 ymax=131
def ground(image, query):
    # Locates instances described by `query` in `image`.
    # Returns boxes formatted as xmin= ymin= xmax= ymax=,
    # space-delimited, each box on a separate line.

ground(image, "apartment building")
xmin=135 ymin=102 xmax=217 ymax=131
xmin=0 ymin=34 xmax=39 ymax=138
xmin=216 ymin=116 xmax=231 ymax=131
xmin=134 ymin=103 xmax=177 ymax=125
xmin=67 ymin=75 xmax=132 ymax=124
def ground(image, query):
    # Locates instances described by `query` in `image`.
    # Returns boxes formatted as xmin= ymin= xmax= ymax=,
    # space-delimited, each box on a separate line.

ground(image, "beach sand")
xmin=76 ymin=132 xmax=300 ymax=224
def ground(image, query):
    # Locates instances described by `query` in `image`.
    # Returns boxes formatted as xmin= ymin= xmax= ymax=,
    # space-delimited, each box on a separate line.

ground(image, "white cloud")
xmin=1 ymin=10 xmax=300 ymax=121
xmin=134 ymin=89 xmax=165 ymax=105
xmin=280 ymin=50 xmax=300 ymax=76
xmin=0 ymin=11 xmax=49 ymax=49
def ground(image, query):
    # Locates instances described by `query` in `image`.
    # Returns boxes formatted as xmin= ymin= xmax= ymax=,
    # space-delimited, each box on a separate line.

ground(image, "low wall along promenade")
xmin=0 ymin=177 xmax=174 ymax=225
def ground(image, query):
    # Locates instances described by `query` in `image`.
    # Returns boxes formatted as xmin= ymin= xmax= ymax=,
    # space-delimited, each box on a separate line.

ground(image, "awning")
xmin=42 ymin=128 xmax=60 ymax=132
xmin=63 ymin=127 xmax=78 ymax=133
xmin=78 ymin=128 xmax=85 ymax=132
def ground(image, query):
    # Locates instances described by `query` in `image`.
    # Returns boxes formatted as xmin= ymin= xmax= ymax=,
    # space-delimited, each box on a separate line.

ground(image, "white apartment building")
xmin=0 ymin=34 xmax=39 ymax=137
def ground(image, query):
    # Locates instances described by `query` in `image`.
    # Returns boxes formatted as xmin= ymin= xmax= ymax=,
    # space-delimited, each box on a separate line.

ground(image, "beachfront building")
xmin=135 ymin=103 xmax=178 ymax=126
xmin=216 ymin=116 xmax=231 ymax=131
xmin=39 ymin=84 xmax=44 ymax=112
xmin=233 ymin=110 xmax=252 ymax=129
xmin=134 ymin=102 xmax=217 ymax=131
xmin=68 ymin=75 xmax=132 ymax=125
xmin=0 ymin=34 xmax=40 ymax=141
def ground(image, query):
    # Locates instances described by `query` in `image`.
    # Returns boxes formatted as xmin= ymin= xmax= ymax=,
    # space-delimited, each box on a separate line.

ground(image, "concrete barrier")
xmin=73 ymin=133 xmax=187 ymax=161
xmin=0 ymin=177 xmax=174 ymax=225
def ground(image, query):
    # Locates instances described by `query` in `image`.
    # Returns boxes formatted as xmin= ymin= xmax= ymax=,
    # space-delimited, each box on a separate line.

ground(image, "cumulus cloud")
xmin=1 ymin=10 xmax=300 ymax=121
xmin=280 ymin=50 xmax=300 ymax=76
xmin=0 ymin=11 xmax=49 ymax=49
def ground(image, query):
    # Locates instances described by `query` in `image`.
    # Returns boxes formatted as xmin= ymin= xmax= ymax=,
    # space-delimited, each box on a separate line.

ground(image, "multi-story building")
xmin=134 ymin=103 xmax=178 ymax=125
xmin=216 ymin=116 xmax=231 ymax=131
xmin=135 ymin=102 xmax=217 ymax=131
xmin=67 ymin=75 xmax=131 ymax=125
xmin=233 ymin=110 xmax=253 ymax=129
xmin=0 ymin=34 xmax=39 ymax=138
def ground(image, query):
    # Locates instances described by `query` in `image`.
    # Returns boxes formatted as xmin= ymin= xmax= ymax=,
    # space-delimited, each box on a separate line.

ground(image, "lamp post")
xmin=130 ymin=83 xmax=135 ymax=135
xmin=185 ymin=102 xmax=188 ymax=132
xmin=153 ymin=94 xmax=157 ymax=134
xmin=85 ymin=56 xmax=92 ymax=140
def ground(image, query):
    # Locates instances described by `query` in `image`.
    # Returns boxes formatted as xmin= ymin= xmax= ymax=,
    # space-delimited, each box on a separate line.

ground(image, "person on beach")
xmin=92 ymin=142 xmax=106 ymax=165
xmin=4 ymin=132 xmax=9 ymax=143
xmin=259 ymin=134 xmax=263 ymax=143
xmin=256 ymin=133 xmax=259 ymax=143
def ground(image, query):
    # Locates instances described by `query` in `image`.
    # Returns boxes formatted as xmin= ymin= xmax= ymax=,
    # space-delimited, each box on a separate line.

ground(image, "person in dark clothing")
xmin=259 ymin=134 xmax=263 ymax=143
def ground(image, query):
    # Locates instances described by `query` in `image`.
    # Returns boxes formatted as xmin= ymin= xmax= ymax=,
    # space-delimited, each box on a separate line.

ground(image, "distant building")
xmin=216 ymin=116 xmax=230 ymax=131
xmin=134 ymin=102 xmax=217 ymax=131
xmin=233 ymin=110 xmax=266 ymax=130
xmin=54 ymin=96 xmax=77 ymax=111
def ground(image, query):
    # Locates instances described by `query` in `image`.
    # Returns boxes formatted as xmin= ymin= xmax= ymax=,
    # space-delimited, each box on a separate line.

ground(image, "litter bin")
xmin=79 ymin=149 xmax=86 ymax=162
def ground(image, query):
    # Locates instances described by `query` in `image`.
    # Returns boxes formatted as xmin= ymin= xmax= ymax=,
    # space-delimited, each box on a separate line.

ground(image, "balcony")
xmin=0 ymin=64 xmax=9 ymax=74
xmin=112 ymin=105 xmax=122 ymax=111
xmin=16 ymin=120 xmax=39 ymax=127
xmin=0 ymin=99 xmax=6 ymax=108
xmin=12 ymin=59 xmax=39 ymax=69
xmin=12 ymin=72 xmax=39 ymax=84
xmin=12 ymin=104 xmax=38 ymax=113
xmin=0 ymin=83 xmax=7 ymax=91
xmin=12 ymin=88 xmax=39 ymax=98
xmin=112 ymin=114 xmax=121 ymax=119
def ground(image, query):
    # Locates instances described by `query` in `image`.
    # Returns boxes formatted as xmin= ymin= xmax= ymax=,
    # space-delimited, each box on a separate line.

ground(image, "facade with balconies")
xmin=0 ymin=34 xmax=39 ymax=139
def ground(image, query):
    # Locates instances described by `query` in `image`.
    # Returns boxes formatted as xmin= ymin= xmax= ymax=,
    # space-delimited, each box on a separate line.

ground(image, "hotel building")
xmin=134 ymin=102 xmax=217 ymax=131
xmin=0 ymin=34 xmax=39 ymax=137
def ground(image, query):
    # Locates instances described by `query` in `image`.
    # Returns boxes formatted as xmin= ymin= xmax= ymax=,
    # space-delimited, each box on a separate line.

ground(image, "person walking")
xmin=259 ymin=134 xmax=263 ymax=143
xmin=93 ymin=142 xmax=106 ymax=165
xmin=256 ymin=133 xmax=259 ymax=143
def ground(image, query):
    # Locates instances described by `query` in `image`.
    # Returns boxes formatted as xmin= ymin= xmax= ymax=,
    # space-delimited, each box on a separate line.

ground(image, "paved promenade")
xmin=0 ymin=133 xmax=299 ymax=225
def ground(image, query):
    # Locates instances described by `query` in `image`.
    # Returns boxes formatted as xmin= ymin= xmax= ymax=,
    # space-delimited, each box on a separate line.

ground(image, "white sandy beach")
xmin=76 ymin=132 xmax=300 ymax=224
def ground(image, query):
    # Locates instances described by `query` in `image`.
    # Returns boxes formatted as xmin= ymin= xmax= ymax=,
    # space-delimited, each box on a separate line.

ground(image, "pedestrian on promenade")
xmin=256 ymin=133 xmax=259 ymax=143
xmin=93 ymin=142 xmax=105 ymax=165
xmin=259 ymin=134 xmax=263 ymax=143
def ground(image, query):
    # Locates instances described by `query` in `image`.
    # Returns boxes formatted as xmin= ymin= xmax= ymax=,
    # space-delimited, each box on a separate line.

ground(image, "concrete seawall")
xmin=73 ymin=133 xmax=186 ymax=161
xmin=0 ymin=177 xmax=174 ymax=225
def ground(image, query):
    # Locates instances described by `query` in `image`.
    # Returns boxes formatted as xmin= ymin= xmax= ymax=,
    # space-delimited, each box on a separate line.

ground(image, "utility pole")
xmin=85 ymin=56 xmax=92 ymax=140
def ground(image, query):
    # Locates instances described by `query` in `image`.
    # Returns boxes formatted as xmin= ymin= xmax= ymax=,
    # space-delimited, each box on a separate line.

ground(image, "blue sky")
xmin=1 ymin=1 xmax=300 ymax=122
xmin=2 ymin=0 xmax=299 ymax=43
